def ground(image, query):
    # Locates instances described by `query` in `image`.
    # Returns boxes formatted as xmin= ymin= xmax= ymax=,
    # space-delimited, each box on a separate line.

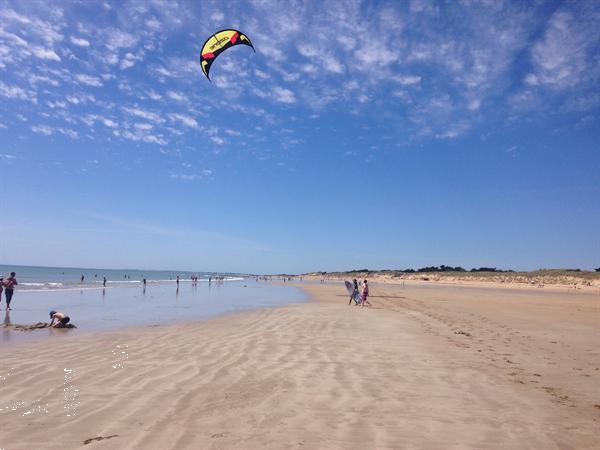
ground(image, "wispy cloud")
xmin=271 ymin=86 xmax=296 ymax=104
xmin=74 ymin=74 xmax=103 ymax=87
xmin=527 ymin=5 xmax=597 ymax=90
xmin=168 ymin=113 xmax=199 ymax=128
xmin=122 ymin=106 xmax=165 ymax=123
xmin=0 ymin=0 xmax=597 ymax=158
xmin=70 ymin=36 xmax=89 ymax=47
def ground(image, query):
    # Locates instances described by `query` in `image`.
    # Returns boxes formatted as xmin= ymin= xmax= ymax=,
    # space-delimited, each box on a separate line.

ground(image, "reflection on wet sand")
xmin=1 ymin=281 xmax=307 ymax=344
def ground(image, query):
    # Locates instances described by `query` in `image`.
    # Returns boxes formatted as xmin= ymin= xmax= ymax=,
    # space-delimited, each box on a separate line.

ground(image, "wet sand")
xmin=0 ymin=282 xmax=598 ymax=449
xmin=1 ymin=281 xmax=306 ymax=345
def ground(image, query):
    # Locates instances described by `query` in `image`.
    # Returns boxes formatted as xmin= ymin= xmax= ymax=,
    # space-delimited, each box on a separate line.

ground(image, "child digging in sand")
xmin=49 ymin=310 xmax=71 ymax=328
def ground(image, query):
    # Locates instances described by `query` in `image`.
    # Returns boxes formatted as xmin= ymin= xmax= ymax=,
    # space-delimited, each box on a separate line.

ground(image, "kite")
xmin=199 ymin=29 xmax=255 ymax=81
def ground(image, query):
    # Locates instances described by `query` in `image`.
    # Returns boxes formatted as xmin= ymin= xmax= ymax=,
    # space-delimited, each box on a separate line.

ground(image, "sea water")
xmin=0 ymin=265 xmax=307 ymax=344
xmin=0 ymin=264 xmax=242 ymax=290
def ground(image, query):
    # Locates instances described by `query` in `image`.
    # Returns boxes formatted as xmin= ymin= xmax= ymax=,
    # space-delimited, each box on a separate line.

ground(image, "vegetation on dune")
xmin=306 ymin=267 xmax=600 ymax=285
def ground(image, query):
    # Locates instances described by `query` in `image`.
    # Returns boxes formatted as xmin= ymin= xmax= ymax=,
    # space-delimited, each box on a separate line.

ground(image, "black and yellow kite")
xmin=199 ymin=29 xmax=255 ymax=81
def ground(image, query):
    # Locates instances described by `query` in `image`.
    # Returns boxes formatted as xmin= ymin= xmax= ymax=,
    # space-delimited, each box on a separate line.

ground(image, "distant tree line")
xmin=319 ymin=267 xmax=599 ymax=275
xmin=333 ymin=266 xmax=515 ymax=274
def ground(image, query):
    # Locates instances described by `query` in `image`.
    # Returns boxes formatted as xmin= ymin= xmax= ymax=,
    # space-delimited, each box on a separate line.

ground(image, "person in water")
xmin=49 ymin=310 xmax=71 ymax=328
xmin=3 ymin=272 xmax=17 ymax=310
xmin=349 ymin=278 xmax=360 ymax=305
xmin=361 ymin=279 xmax=372 ymax=308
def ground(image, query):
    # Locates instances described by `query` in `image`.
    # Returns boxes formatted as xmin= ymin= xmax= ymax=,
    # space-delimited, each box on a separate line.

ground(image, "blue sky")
xmin=0 ymin=0 xmax=598 ymax=273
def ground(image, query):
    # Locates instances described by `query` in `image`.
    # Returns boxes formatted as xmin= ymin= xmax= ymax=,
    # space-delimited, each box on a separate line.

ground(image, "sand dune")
xmin=0 ymin=283 xmax=598 ymax=449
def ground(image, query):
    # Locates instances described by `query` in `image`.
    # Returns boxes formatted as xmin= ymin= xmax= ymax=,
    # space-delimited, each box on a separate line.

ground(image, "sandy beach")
xmin=1 ymin=281 xmax=598 ymax=449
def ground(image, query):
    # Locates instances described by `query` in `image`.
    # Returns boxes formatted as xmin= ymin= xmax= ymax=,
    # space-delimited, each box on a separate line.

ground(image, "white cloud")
xmin=120 ymin=58 xmax=136 ymax=70
xmin=146 ymin=17 xmax=161 ymax=31
xmin=122 ymin=106 xmax=164 ymax=123
xmin=82 ymin=114 xmax=118 ymax=128
xmin=115 ymin=128 xmax=167 ymax=145
xmin=30 ymin=75 xmax=59 ymax=86
xmin=0 ymin=9 xmax=30 ymax=24
xmin=166 ymin=91 xmax=185 ymax=102
xmin=120 ymin=52 xmax=143 ymax=70
xmin=0 ymin=81 xmax=31 ymax=100
xmin=153 ymin=66 xmax=175 ymax=78
xmin=323 ymin=56 xmax=344 ymax=74
xmin=146 ymin=90 xmax=162 ymax=100
xmin=57 ymin=127 xmax=79 ymax=139
xmin=31 ymin=47 xmax=61 ymax=61
xmin=168 ymin=113 xmax=198 ymax=128
xmin=47 ymin=100 xmax=66 ymax=109
xmin=393 ymin=75 xmax=421 ymax=86
xmin=70 ymin=36 xmax=90 ymax=47
xmin=170 ymin=168 xmax=213 ymax=181
xmin=354 ymin=45 xmax=398 ymax=67
xmin=211 ymin=10 xmax=225 ymax=22
xmin=0 ymin=28 xmax=28 ymax=47
xmin=210 ymin=136 xmax=225 ymax=145
xmin=527 ymin=9 xmax=592 ymax=89
xmin=75 ymin=74 xmax=103 ymax=87
xmin=103 ymin=118 xmax=118 ymax=128
xmin=170 ymin=172 xmax=198 ymax=181
xmin=105 ymin=30 xmax=137 ymax=51
xmin=31 ymin=125 xmax=53 ymax=135
xmin=272 ymin=86 xmax=296 ymax=104
xmin=436 ymin=121 xmax=470 ymax=139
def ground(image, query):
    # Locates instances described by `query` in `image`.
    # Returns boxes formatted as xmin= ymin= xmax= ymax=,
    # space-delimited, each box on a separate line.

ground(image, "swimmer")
xmin=49 ymin=310 xmax=71 ymax=328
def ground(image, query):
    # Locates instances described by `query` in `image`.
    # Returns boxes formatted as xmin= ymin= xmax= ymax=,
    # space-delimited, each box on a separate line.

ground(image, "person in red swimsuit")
xmin=361 ymin=279 xmax=372 ymax=308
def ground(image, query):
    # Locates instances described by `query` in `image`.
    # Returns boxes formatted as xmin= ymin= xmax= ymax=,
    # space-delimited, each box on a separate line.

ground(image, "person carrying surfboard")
xmin=349 ymin=279 xmax=360 ymax=305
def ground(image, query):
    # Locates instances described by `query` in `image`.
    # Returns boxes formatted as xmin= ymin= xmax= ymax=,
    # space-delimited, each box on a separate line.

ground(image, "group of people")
xmin=0 ymin=272 xmax=18 ymax=310
xmin=349 ymin=279 xmax=372 ymax=307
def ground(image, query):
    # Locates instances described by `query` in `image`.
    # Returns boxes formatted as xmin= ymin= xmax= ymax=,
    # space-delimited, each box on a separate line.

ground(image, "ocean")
xmin=0 ymin=264 xmax=244 ymax=291
xmin=0 ymin=265 xmax=307 ymax=344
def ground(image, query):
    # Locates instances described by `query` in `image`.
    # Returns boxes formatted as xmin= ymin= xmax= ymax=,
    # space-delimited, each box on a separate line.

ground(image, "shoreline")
xmin=1 ymin=281 xmax=598 ymax=449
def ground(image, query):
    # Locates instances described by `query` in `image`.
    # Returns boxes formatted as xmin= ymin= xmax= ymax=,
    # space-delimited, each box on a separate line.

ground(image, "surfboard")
xmin=344 ymin=280 xmax=354 ymax=295
xmin=345 ymin=281 xmax=361 ymax=304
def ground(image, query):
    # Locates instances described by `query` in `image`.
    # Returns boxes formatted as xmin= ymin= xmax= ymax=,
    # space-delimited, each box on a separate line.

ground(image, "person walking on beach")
xmin=80 ymin=274 xmax=85 ymax=284
xmin=176 ymin=275 xmax=180 ymax=287
xmin=349 ymin=278 xmax=360 ymax=305
xmin=0 ymin=278 xmax=3 ymax=308
xmin=361 ymin=279 xmax=372 ymax=308
xmin=3 ymin=272 xmax=17 ymax=310
xmin=103 ymin=276 xmax=107 ymax=287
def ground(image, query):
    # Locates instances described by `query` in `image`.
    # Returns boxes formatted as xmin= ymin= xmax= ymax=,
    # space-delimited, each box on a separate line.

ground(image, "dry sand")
xmin=0 ymin=282 xmax=598 ymax=449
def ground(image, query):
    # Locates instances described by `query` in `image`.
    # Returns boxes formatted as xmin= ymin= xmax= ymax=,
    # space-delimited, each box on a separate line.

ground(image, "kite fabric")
xmin=199 ymin=29 xmax=255 ymax=81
